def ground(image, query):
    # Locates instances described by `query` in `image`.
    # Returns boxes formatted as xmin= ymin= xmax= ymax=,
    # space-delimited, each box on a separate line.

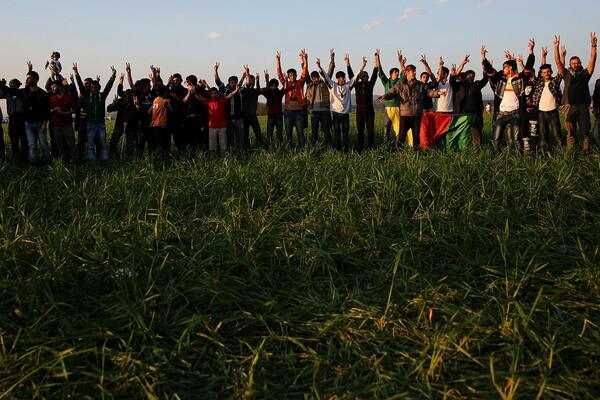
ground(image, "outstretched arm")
xmin=455 ymin=54 xmax=469 ymax=76
xmin=125 ymin=62 xmax=134 ymax=89
xmin=349 ymin=57 xmax=367 ymax=88
xmin=213 ymin=62 xmax=222 ymax=87
xmin=554 ymin=35 xmax=566 ymax=77
xmin=346 ymin=53 xmax=354 ymax=80
xmin=420 ymin=55 xmax=436 ymax=85
xmin=328 ymin=49 xmax=336 ymax=77
xmin=587 ymin=32 xmax=597 ymax=76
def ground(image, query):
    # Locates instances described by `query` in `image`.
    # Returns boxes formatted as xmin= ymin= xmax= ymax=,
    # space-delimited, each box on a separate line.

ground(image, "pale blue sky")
xmin=1 ymin=0 xmax=599 ymax=115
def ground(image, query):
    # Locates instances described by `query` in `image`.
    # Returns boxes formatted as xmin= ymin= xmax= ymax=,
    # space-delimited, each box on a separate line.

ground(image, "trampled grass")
xmin=0 ymin=116 xmax=599 ymax=399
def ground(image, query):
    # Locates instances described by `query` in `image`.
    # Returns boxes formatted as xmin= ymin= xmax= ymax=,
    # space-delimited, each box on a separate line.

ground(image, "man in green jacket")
xmin=375 ymin=49 xmax=403 ymax=143
xmin=73 ymin=63 xmax=116 ymax=161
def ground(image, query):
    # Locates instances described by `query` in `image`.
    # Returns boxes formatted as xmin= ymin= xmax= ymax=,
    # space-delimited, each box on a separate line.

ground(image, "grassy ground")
xmin=1 ymin=115 xmax=600 ymax=399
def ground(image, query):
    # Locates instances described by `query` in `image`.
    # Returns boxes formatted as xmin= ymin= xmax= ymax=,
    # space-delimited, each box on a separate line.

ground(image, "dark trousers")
xmin=310 ymin=110 xmax=332 ymax=147
xmin=538 ymin=109 xmax=563 ymax=148
xmin=399 ymin=115 xmax=422 ymax=148
xmin=8 ymin=114 xmax=28 ymax=161
xmin=356 ymin=105 xmax=375 ymax=151
xmin=331 ymin=112 xmax=350 ymax=152
xmin=243 ymin=115 xmax=264 ymax=148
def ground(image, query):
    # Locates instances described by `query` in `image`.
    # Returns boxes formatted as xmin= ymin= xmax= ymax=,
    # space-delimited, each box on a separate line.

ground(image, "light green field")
xmin=1 ymin=114 xmax=599 ymax=399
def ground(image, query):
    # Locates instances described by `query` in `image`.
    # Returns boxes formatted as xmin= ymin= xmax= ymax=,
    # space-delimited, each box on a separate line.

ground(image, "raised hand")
xmin=344 ymin=53 xmax=350 ymax=66
xmin=591 ymin=32 xmax=598 ymax=47
xmin=125 ymin=62 xmax=131 ymax=75
xmin=110 ymin=65 xmax=116 ymax=76
xmin=481 ymin=45 xmax=487 ymax=59
xmin=528 ymin=38 xmax=535 ymax=53
xmin=72 ymin=63 xmax=78 ymax=74
xmin=554 ymin=35 xmax=560 ymax=48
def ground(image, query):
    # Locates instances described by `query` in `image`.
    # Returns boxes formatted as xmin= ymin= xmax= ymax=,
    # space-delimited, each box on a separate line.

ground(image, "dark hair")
xmin=539 ymin=63 xmax=552 ymax=72
xmin=228 ymin=76 xmax=238 ymax=83
xmin=420 ymin=72 xmax=429 ymax=79
xmin=503 ymin=60 xmax=518 ymax=71
xmin=139 ymin=78 xmax=151 ymax=86
xmin=156 ymin=84 xmax=167 ymax=96
xmin=287 ymin=68 xmax=297 ymax=76
xmin=310 ymin=71 xmax=320 ymax=79
xmin=335 ymin=71 xmax=346 ymax=79
xmin=172 ymin=73 xmax=182 ymax=80
xmin=405 ymin=64 xmax=416 ymax=72
xmin=465 ymin=70 xmax=475 ymax=76
xmin=268 ymin=79 xmax=279 ymax=87
xmin=186 ymin=75 xmax=198 ymax=85
xmin=209 ymin=87 xmax=219 ymax=94
xmin=27 ymin=71 xmax=40 ymax=81
xmin=441 ymin=66 xmax=449 ymax=75
xmin=389 ymin=67 xmax=400 ymax=75
xmin=90 ymin=80 xmax=100 ymax=87
xmin=52 ymin=51 xmax=61 ymax=59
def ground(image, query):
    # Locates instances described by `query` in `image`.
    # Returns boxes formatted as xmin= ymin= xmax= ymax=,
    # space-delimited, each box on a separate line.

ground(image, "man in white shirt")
xmin=316 ymin=56 xmax=366 ymax=152
xmin=532 ymin=64 xmax=563 ymax=148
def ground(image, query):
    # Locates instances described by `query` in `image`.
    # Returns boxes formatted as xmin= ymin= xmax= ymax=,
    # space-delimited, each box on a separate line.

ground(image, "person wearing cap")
xmin=0 ymin=78 xmax=28 ymax=161
xmin=531 ymin=46 xmax=564 ymax=149
xmin=482 ymin=41 xmax=535 ymax=152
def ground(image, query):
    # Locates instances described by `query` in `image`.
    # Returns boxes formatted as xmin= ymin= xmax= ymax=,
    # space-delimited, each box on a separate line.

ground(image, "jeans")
xmin=492 ymin=111 xmax=521 ymax=152
xmin=538 ymin=109 xmax=563 ymax=148
xmin=310 ymin=110 xmax=332 ymax=147
xmin=331 ymin=112 xmax=350 ymax=152
xmin=284 ymin=109 xmax=305 ymax=148
xmin=25 ymin=121 xmax=51 ymax=164
xmin=86 ymin=120 xmax=109 ymax=161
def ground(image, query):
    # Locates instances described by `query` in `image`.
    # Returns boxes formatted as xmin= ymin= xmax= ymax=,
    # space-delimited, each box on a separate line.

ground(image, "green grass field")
xmin=1 ymin=115 xmax=600 ymax=399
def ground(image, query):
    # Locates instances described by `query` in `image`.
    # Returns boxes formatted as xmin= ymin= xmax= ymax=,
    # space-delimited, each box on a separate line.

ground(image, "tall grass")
xmin=0 ymin=116 xmax=599 ymax=398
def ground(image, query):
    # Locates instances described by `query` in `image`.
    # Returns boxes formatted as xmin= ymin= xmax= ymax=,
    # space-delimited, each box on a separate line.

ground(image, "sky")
xmin=1 ymin=0 xmax=600 ymax=115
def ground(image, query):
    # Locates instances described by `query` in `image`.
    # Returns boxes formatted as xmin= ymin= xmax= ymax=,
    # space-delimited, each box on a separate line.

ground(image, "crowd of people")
xmin=1 ymin=33 xmax=599 ymax=165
